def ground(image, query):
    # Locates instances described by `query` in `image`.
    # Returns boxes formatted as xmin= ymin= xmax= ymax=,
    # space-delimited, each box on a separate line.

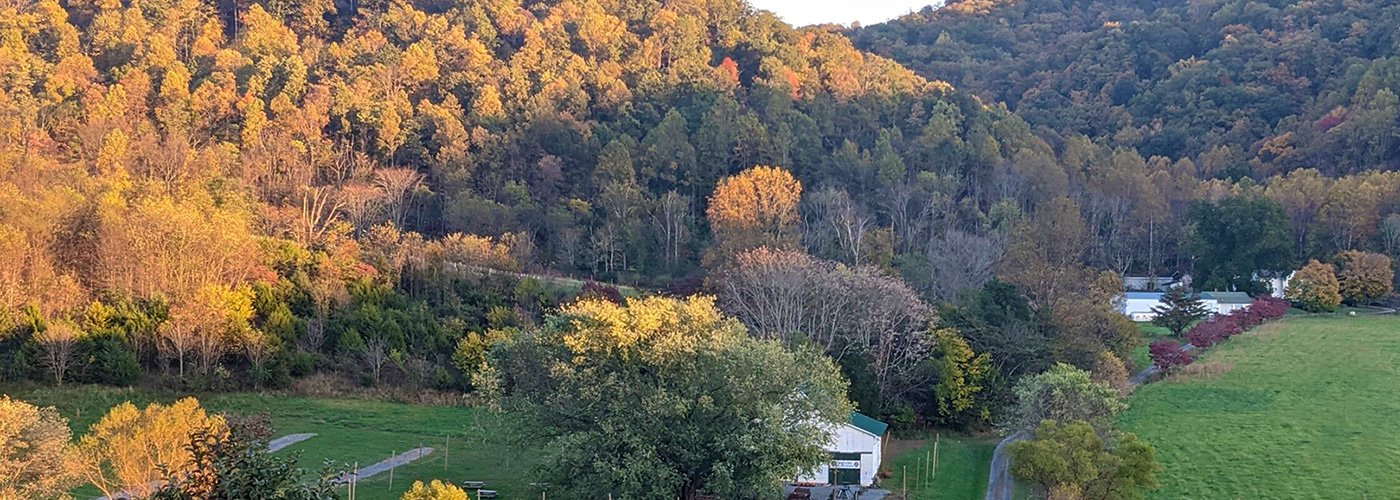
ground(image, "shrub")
xmin=1286 ymin=260 xmax=1342 ymax=312
xmin=1250 ymin=297 xmax=1290 ymax=319
xmin=286 ymin=349 xmax=317 ymax=377
xmin=576 ymin=281 xmax=624 ymax=304
xmin=1149 ymin=340 xmax=1193 ymax=369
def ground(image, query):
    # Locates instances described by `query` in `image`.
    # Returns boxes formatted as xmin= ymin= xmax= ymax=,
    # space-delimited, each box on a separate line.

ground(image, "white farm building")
xmin=1120 ymin=291 xmax=1219 ymax=321
xmin=1119 ymin=291 xmax=1257 ymax=320
xmin=794 ymin=412 xmax=888 ymax=487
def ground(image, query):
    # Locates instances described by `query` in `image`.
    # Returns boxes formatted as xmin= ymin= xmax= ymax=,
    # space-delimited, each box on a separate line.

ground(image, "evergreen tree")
xmin=1150 ymin=287 xmax=1210 ymax=336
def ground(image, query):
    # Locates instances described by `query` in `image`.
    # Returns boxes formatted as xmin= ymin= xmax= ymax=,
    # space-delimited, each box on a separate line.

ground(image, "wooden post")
xmin=445 ymin=435 xmax=450 ymax=472
xmin=389 ymin=450 xmax=395 ymax=491
xmin=932 ymin=434 xmax=940 ymax=481
xmin=902 ymin=465 xmax=906 ymax=499
xmin=925 ymin=449 xmax=930 ymax=488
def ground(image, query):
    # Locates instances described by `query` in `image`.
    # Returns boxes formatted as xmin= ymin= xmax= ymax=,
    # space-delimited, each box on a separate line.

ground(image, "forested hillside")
xmin=0 ymin=0 xmax=1046 ymax=398
xmin=853 ymin=0 xmax=1400 ymax=176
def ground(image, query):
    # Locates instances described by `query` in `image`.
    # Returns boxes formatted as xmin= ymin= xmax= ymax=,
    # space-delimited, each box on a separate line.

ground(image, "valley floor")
xmin=1119 ymin=315 xmax=1400 ymax=499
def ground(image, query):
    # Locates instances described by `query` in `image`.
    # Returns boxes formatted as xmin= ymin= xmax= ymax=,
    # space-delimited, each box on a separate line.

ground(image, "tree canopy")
xmin=487 ymin=295 xmax=850 ymax=500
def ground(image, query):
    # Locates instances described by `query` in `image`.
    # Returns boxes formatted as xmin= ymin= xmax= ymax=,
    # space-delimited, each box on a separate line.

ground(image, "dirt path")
xmin=349 ymin=447 xmax=434 ymax=482
xmin=267 ymin=432 xmax=316 ymax=452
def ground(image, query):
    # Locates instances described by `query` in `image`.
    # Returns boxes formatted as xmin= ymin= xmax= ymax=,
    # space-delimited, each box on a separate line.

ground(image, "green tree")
xmin=1009 ymin=419 xmax=1159 ymax=500
xmin=487 ymin=295 xmax=850 ymax=500
xmin=1187 ymin=195 xmax=1294 ymax=295
xmin=1007 ymin=363 xmax=1124 ymax=436
xmin=931 ymin=327 xmax=992 ymax=428
xmin=1150 ymin=287 xmax=1209 ymax=336
xmin=1287 ymin=260 xmax=1342 ymax=312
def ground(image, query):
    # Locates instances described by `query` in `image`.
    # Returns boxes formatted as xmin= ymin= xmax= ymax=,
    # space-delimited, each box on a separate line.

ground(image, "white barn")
xmin=794 ymin=412 xmax=888 ymax=487
xmin=1119 ymin=291 xmax=1219 ymax=321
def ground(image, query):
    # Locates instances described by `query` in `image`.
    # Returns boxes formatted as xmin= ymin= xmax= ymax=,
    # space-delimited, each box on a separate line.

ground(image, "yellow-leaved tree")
xmin=67 ymin=398 xmax=227 ymax=499
xmin=1335 ymin=250 xmax=1393 ymax=305
xmin=705 ymin=165 xmax=801 ymax=262
xmin=0 ymin=396 xmax=74 ymax=500
xmin=401 ymin=479 xmax=470 ymax=500
xmin=1286 ymin=260 xmax=1342 ymax=312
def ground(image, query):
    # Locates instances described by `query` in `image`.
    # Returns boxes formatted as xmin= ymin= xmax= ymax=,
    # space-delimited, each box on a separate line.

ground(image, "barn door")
xmin=828 ymin=453 xmax=861 ymax=485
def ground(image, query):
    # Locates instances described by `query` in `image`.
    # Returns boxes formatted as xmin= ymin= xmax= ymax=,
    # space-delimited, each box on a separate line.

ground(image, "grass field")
xmin=1 ymin=384 xmax=543 ymax=500
xmin=1119 ymin=315 xmax=1400 ymax=499
xmin=885 ymin=435 xmax=997 ymax=500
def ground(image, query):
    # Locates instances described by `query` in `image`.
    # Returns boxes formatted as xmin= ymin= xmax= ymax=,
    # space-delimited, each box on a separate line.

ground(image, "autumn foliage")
xmin=1148 ymin=340 xmax=1193 ymax=369
xmin=69 ymin=398 xmax=228 ymax=499
xmin=1184 ymin=296 xmax=1288 ymax=348
xmin=0 ymin=397 xmax=73 ymax=499
xmin=1335 ymin=251 xmax=1393 ymax=305
xmin=706 ymin=166 xmax=802 ymax=259
xmin=1287 ymin=260 xmax=1343 ymax=312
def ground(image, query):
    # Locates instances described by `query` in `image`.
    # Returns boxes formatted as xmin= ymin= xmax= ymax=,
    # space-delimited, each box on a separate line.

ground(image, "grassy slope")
xmin=2 ymin=385 xmax=542 ymax=500
xmin=1119 ymin=316 xmax=1400 ymax=499
xmin=885 ymin=436 xmax=997 ymax=500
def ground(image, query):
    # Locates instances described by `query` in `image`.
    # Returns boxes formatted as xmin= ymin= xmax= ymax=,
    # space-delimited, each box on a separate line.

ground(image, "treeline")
xmin=853 ymin=0 xmax=1400 ymax=175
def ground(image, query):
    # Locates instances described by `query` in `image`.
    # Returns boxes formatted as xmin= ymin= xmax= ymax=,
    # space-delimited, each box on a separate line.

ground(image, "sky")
xmin=747 ymin=0 xmax=936 ymax=27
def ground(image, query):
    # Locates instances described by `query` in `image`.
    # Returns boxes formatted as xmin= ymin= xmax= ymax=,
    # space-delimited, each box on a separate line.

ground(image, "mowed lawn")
xmin=0 ymin=385 xmax=543 ymax=500
xmin=885 ymin=435 xmax=997 ymax=500
xmin=1119 ymin=315 xmax=1400 ymax=499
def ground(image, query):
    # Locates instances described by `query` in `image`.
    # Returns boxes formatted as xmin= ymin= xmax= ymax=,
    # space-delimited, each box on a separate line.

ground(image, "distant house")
xmin=1261 ymin=271 xmax=1296 ymax=299
xmin=1119 ymin=290 xmax=1220 ymax=320
xmin=794 ymin=412 xmax=887 ymax=487
xmin=1203 ymin=291 xmax=1252 ymax=315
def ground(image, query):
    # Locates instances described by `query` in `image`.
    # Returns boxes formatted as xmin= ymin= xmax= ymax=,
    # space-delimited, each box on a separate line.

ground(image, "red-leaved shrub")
xmin=1250 ymin=297 xmax=1290 ymax=319
xmin=1184 ymin=296 xmax=1288 ymax=347
xmin=1149 ymin=340 xmax=1194 ymax=369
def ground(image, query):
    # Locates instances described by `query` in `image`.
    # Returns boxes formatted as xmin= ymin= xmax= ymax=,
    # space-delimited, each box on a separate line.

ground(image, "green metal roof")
xmin=1202 ymin=291 xmax=1252 ymax=304
xmin=849 ymin=411 xmax=888 ymax=437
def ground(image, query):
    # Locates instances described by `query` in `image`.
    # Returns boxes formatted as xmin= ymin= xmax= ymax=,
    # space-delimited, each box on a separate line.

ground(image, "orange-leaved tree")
xmin=705 ymin=165 xmax=801 ymax=262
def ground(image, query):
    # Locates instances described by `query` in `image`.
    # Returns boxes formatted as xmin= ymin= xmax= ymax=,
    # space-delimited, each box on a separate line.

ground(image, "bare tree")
xmin=159 ymin=309 xmax=199 ymax=378
xmin=374 ymin=168 xmax=424 ymax=228
xmin=36 ymin=321 xmax=79 ymax=385
xmin=363 ymin=335 xmax=390 ymax=385
xmin=193 ymin=320 xmax=230 ymax=376
xmin=927 ymin=229 xmax=1004 ymax=304
xmin=300 ymin=315 xmax=327 ymax=353
xmin=715 ymin=248 xmax=934 ymax=409
xmin=296 ymin=185 xmax=345 ymax=246
xmin=648 ymin=190 xmax=690 ymax=269
xmin=338 ymin=182 xmax=385 ymax=237
xmin=1383 ymin=214 xmax=1400 ymax=257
